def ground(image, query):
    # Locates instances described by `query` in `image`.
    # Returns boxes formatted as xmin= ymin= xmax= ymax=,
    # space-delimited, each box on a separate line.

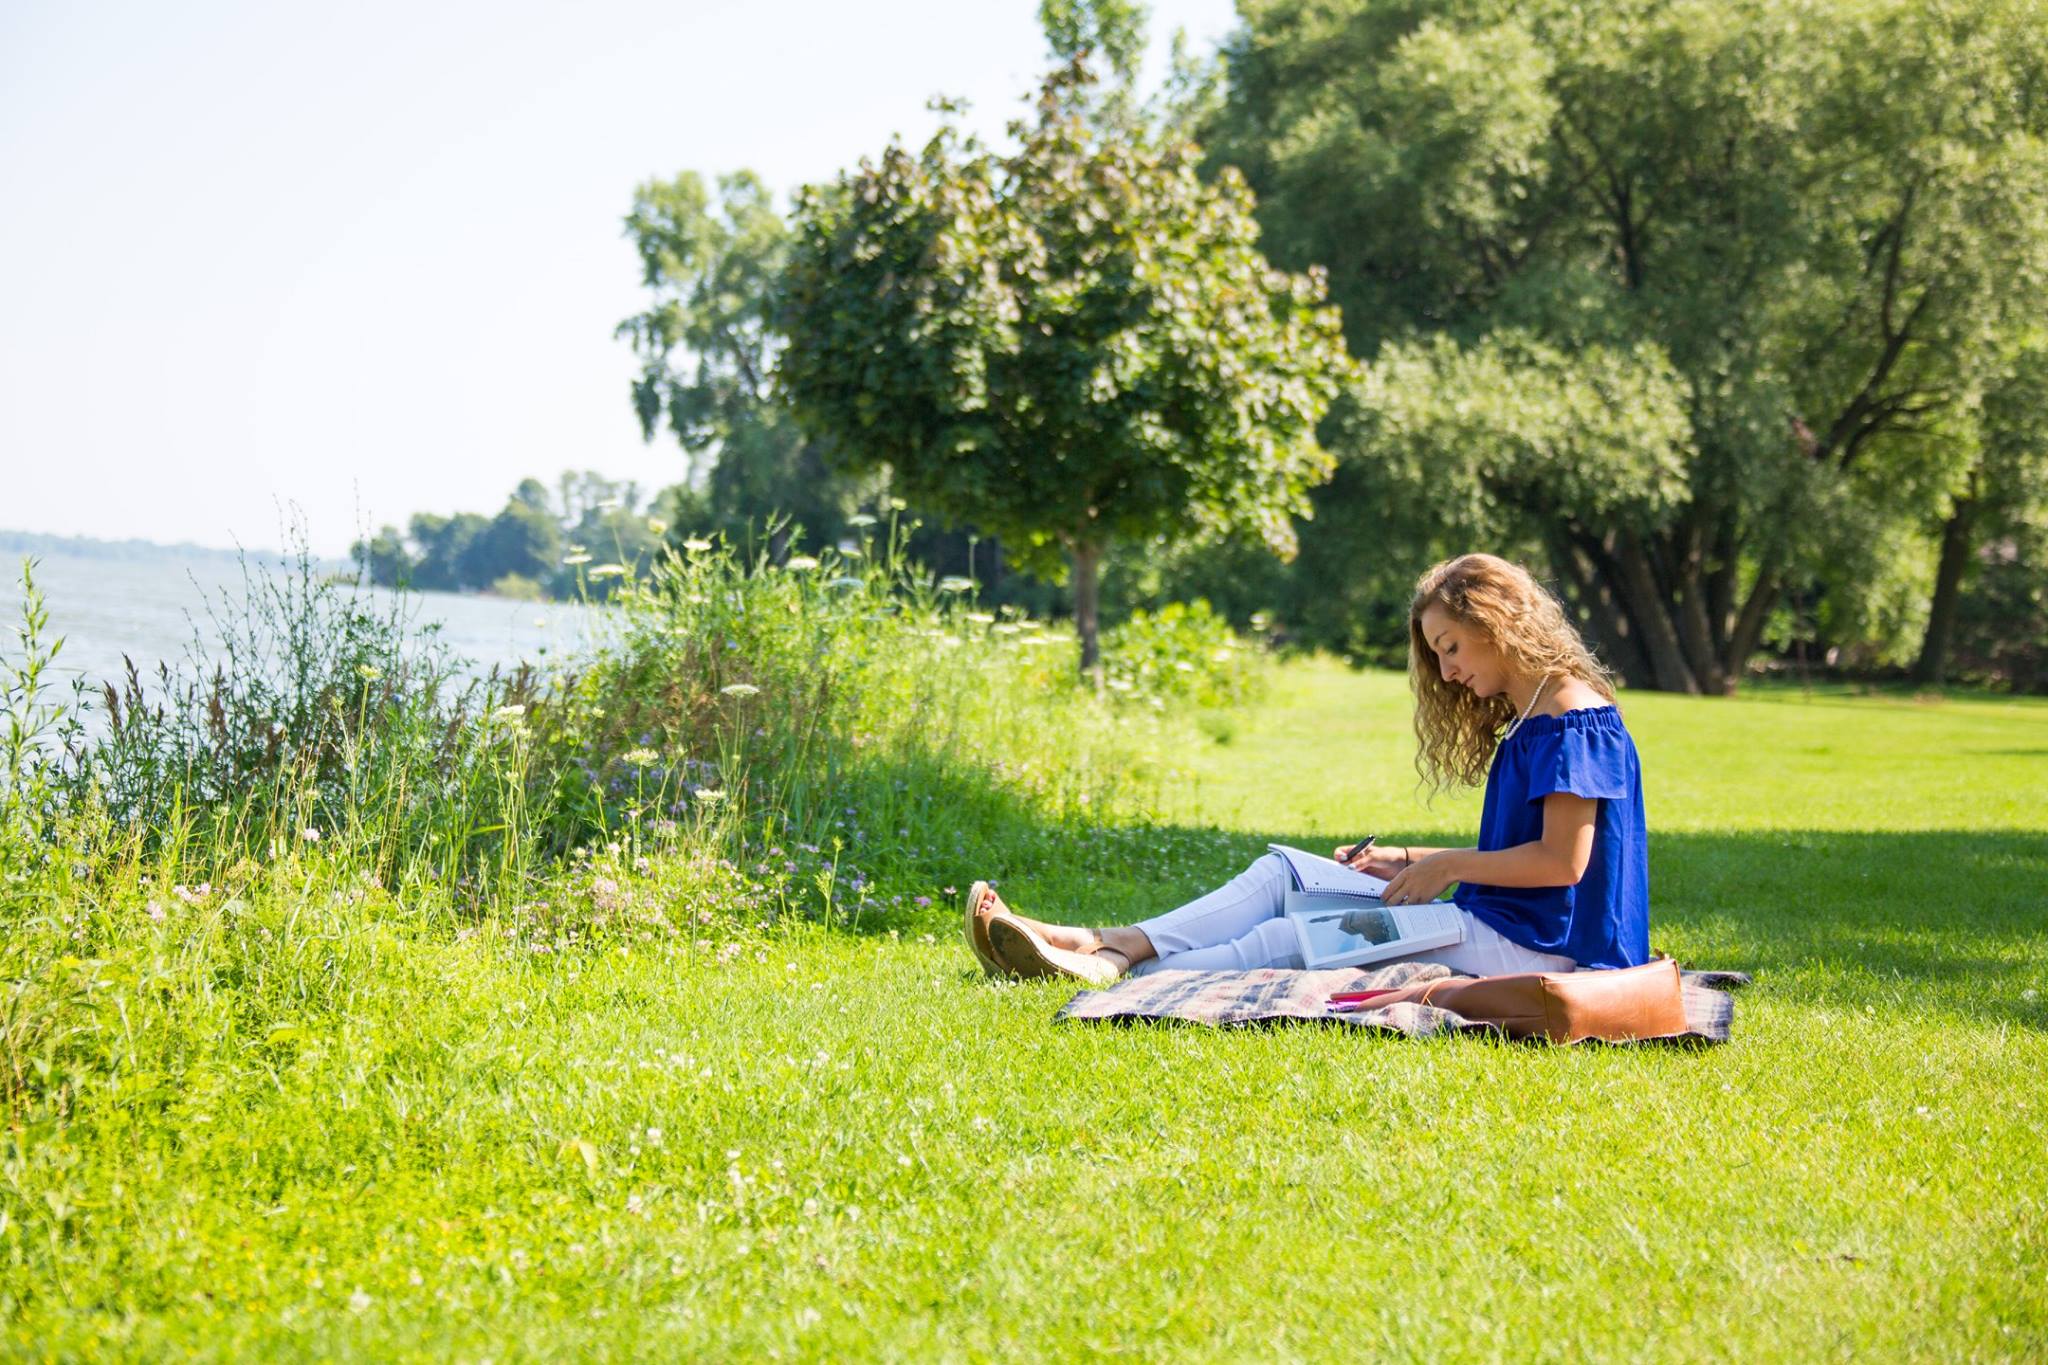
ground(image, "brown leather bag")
xmin=1341 ymin=958 xmax=1690 ymax=1043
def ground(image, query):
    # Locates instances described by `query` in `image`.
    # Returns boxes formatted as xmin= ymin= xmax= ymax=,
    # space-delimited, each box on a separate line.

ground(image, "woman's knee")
xmin=1249 ymin=851 xmax=1290 ymax=885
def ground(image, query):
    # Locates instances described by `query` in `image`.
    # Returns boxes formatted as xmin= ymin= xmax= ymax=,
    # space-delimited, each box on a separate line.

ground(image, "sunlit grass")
xmin=1 ymin=566 xmax=2042 ymax=1358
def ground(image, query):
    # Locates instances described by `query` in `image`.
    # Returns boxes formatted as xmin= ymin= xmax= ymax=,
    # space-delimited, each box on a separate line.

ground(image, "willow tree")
xmin=776 ymin=60 xmax=1353 ymax=673
xmin=1209 ymin=0 xmax=2048 ymax=692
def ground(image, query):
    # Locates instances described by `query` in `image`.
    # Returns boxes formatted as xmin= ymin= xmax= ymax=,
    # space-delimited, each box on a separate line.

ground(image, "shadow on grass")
xmin=866 ymin=761 xmax=2047 ymax=1032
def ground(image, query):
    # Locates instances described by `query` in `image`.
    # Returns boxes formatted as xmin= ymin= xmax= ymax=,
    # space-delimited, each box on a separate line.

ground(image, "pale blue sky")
xmin=1 ymin=0 xmax=1240 ymax=554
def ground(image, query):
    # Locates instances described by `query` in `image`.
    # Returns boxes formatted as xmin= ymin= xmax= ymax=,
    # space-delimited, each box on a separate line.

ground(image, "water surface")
xmin=5 ymin=549 xmax=605 ymax=701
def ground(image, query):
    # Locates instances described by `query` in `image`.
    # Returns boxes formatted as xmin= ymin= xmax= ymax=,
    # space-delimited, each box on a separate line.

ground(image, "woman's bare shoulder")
xmin=1544 ymin=676 xmax=1610 ymax=715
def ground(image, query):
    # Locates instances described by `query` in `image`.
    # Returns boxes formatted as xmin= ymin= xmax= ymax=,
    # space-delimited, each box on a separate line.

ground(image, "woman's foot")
xmin=964 ymin=882 xmax=1151 ymax=978
xmin=985 ymin=916 xmax=1121 ymax=986
xmin=966 ymin=882 xmax=1101 ymax=949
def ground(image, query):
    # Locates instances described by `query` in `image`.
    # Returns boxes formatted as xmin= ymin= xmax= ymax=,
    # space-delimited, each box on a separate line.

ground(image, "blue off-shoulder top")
xmin=1452 ymin=705 xmax=1650 ymax=970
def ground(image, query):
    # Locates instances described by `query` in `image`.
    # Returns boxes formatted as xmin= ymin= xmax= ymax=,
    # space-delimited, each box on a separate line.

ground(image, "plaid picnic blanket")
xmin=1054 ymin=962 xmax=1744 ymax=1045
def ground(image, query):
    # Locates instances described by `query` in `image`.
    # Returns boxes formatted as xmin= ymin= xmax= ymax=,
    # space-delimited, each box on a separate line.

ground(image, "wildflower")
xmin=847 ymin=512 xmax=877 ymax=528
xmin=937 ymin=576 xmax=975 ymax=593
xmin=888 ymin=496 xmax=908 ymax=510
xmin=589 ymin=563 xmax=628 ymax=579
xmin=299 ymin=827 xmax=322 ymax=843
xmin=621 ymin=747 xmax=660 ymax=767
xmin=145 ymin=900 xmax=166 ymax=923
xmin=490 ymin=704 xmax=527 ymax=722
xmin=784 ymin=555 xmax=819 ymax=571
xmin=965 ymin=612 xmax=995 ymax=624
xmin=356 ymin=664 xmax=382 ymax=681
xmin=914 ymin=896 xmax=932 ymax=908
xmin=719 ymin=683 xmax=761 ymax=697
xmin=597 ymin=498 xmax=623 ymax=511
xmin=563 ymin=552 xmax=594 ymax=566
xmin=626 ymin=1193 xmax=646 ymax=1216
xmin=349 ymin=1289 xmax=372 ymax=1312
xmin=647 ymin=517 xmax=669 ymax=534
xmin=826 ymin=576 xmax=863 ymax=590
xmin=684 ymin=538 xmax=712 ymax=552
xmin=694 ymin=788 xmax=727 ymax=803
xmin=837 ymin=544 xmax=864 ymax=559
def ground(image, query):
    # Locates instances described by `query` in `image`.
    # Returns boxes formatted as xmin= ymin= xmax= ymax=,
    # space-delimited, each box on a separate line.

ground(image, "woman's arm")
xmin=1378 ymin=794 xmax=1599 ymax=904
xmin=1341 ymin=844 xmax=1453 ymax=878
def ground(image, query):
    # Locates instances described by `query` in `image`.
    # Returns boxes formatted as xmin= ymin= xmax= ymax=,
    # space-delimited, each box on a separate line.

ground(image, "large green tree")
xmin=1208 ymin=0 xmax=2048 ymax=692
xmin=618 ymin=170 xmax=850 ymax=554
xmin=777 ymin=58 xmax=1354 ymax=671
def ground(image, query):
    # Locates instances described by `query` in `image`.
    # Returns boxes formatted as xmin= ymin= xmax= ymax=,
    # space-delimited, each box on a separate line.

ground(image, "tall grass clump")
xmin=1 ymin=561 xmax=90 ymax=895
xmin=65 ymin=547 xmax=545 ymax=900
xmin=7 ymin=527 xmax=1262 ymax=937
xmin=515 ymin=528 xmax=1194 ymax=928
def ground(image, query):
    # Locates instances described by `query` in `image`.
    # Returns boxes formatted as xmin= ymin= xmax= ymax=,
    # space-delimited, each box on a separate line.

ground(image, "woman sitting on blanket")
xmin=965 ymin=552 xmax=1651 ymax=984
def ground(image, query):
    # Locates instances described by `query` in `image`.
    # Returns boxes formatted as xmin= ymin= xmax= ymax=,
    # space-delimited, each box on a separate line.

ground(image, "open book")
xmin=1266 ymin=843 xmax=1466 ymax=971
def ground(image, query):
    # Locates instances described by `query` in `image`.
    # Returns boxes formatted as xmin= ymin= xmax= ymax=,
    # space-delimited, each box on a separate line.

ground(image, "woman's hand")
xmin=1335 ymin=845 xmax=1409 ymax=880
xmin=1379 ymin=852 xmax=1460 ymax=906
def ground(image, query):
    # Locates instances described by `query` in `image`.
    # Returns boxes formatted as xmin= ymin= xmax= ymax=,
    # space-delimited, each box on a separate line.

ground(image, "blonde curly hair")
xmin=1408 ymin=553 xmax=1617 ymax=794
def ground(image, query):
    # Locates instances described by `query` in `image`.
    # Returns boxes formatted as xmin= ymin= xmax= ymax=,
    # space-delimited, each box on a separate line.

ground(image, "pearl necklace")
xmin=1502 ymin=675 xmax=1551 ymax=743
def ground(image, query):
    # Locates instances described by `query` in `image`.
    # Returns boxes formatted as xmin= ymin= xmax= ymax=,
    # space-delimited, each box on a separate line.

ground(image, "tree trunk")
xmin=1548 ymin=535 xmax=1652 ymax=688
xmin=1722 ymin=568 xmax=1778 ymax=688
xmin=1911 ymin=491 xmax=1979 ymax=686
xmin=1586 ymin=531 xmax=1702 ymax=693
xmin=1659 ymin=520 xmax=1728 ymax=694
xmin=1071 ymin=539 xmax=1104 ymax=681
xmin=1707 ymin=520 xmax=1739 ymax=647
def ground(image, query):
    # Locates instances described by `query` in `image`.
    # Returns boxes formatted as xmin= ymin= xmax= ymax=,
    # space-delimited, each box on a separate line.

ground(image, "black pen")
xmin=1338 ymin=833 xmax=1377 ymax=865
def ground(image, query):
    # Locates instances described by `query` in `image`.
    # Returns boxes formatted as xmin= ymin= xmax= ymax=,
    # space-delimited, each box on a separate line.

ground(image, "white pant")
xmin=1128 ymin=852 xmax=1576 ymax=977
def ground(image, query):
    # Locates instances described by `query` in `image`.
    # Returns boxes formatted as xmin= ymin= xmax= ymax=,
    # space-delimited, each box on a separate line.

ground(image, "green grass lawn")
xmin=7 ymin=659 xmax=2046 ymax=1361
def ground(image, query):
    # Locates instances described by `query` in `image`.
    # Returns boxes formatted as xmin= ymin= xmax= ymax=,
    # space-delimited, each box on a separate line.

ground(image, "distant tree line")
xmin=351 ymin=473 xmax=666 ymax=601
xmin=613 ymin=0 xmax=2048 ymax=691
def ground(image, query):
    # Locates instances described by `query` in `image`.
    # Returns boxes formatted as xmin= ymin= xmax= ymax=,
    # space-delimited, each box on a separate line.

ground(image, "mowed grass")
xmin=8 ymin=659 xmax=2046 ymax=1361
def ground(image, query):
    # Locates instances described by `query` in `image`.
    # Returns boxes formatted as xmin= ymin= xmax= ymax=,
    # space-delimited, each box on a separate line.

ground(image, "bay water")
xmin=4 ymin=548 xmax=605 ymax=718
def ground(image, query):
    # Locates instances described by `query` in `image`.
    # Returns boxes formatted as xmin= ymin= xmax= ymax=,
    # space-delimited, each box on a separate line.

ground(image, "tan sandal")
xmin=985 ymin=914 xmax=1121 ymax=987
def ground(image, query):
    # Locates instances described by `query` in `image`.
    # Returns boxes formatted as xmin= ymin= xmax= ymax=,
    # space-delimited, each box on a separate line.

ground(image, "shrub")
xmin=1101 ymin=598 xmax=1264 ymax=709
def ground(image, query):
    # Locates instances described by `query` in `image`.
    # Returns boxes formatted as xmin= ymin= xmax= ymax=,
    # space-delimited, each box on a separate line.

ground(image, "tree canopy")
xmin=777 ymin=58 xmax=1355 ymax=670
xmin=1207 ymin=0 xmax=2048 ymax=691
